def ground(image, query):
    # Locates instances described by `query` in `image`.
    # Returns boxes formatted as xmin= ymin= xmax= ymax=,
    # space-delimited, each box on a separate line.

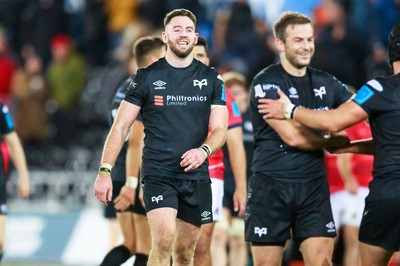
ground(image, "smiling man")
xmin=93 ymin=8 xmax=228 ymax=266
xmin=245 ymin=11 xmax=353 ymax=266
xmin=259 ymin=22 xmax=400 ymax=266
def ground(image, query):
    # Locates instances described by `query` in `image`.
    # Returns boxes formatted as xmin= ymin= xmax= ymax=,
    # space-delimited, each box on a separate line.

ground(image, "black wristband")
xmin=98 ymin=167 xmax=111 ymax=173
xmin=290 ymin=106 xmax=297 ymax=119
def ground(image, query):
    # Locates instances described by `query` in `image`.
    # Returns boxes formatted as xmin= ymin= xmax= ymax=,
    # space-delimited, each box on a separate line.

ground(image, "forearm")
xmin=270 ymin=119 xmax=331 ymax=151
xmin=203 ymin=127 xmax=227 ymax=155
xmin=293 ymin=108 xmax=335 ymax=131
xmin=6 ymin=133 xmax=29 ymax=180
xmin=229 ymin=146 xmax=246 ymax=189
xmin=126 ymin=144 xmax=142 ymax=177
xmin=101 ymin=125 xmax=130 ymax=166
xmin=337 ymin=153 xmax=354 ymax=182
xmin=342 ymin=138 xmax=374 ymax=155
xmin=226 ymin=129 xmax=247 ymax=189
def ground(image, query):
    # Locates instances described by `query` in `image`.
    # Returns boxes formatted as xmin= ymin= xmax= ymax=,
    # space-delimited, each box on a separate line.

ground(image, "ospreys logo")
xmin=151 ymin=195 xmax=163 ymax=203
xmin=254 ymin=227 xmax=267 ymax=237
xmin=314 ymin=86 xmax=326 ymax=99
xmin=193 ymin=79 xmax=207 ymax=89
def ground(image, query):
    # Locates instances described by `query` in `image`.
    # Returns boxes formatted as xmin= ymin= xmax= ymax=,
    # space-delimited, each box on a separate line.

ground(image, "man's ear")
xmin=275 ymin=38 xmax=285 ymax=53
xmin=161 ymin=32 xmax=168 ymax=44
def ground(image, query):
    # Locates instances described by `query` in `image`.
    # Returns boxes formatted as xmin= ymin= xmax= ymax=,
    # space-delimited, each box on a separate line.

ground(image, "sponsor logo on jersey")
xmin=289 ymin=87 xmax=299 ymax=98
xmin=367 ymin=79 xmax=383 ymax=92
xmin=154 ymin=95 xmax=164 ymax=106
xmin=201 ymin=211 xmax=212 ymax=221
xmin=314 ymin=86 xmax=326 ymax=99
xmin=254 ymin=227 xmax=267 ymax=237
xmin=128 ymin=81 xmax=137 ymax=90
xmin=326 ymin=221 xmax=336 ymax=233
xmin=151 ymin=195 xmax=163 ymax=203
xmin=153 ymin=80 xmax=166 ymax=90
xmin=354 ymin=85 xmax=375 ymax=105
xmin=165 ymin=95 xmax=208 ymax=106
xmin=254 ymin=83 xmax=280 ymax=98
xmin=193 ymin=79 xmax=207 ymax=89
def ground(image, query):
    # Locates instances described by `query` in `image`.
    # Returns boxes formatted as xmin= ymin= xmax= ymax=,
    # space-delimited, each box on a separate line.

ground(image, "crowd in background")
xmin=0 ymin=0 xmax=399 ymax=265
xmin=0 ymin=0 xmax=398 ymax=155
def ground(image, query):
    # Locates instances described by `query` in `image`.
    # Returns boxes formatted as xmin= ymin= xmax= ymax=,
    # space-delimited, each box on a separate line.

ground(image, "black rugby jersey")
xmin=250 ymin=64 xmax=352 ymax=182
xmin=353 ymin=75 xmax=400 ymax=199
xmin=124 ymin=58 xmax=226 ymax=180
xmin=0 ymin=103 xmax=14 ymax=174
xmin=109 ymin=77 xmax=132 ymax=182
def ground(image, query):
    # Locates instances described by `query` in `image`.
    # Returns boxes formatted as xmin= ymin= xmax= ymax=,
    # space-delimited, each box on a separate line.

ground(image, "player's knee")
xmin=229 ymin=218 xmax=245 ymax=237
xmin=174 ymin=248 xmax=194 ymax=265
xmin=194 ymin=239 xmax=209 ymax=257
xmin=154 ymin=236 xmax=174 ymax=254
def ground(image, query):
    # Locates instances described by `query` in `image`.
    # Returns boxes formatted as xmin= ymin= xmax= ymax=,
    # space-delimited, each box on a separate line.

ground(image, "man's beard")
xmin=168 ymin=39 xmax=195 ymax=58
xmin=286 ymin=49 xmax=313 ymax=69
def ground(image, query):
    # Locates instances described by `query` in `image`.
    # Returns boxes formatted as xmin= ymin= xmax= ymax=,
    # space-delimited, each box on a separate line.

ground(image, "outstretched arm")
xmin=259 ymin=90 xmax=368 ymax=132
xmin=266 ymin=117 xmax=349 ymax=151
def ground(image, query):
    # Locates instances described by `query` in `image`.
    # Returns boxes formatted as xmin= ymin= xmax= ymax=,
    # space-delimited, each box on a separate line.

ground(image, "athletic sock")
xmin=133 ymin=253 xmax=148 ymax=266
xmin=99 ymin=245 xmax=131 ymax=266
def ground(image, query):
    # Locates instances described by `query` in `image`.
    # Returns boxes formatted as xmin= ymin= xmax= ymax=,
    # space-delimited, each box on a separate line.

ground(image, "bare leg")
xmin=147 ymin=207 xmax=177 ymax=266
xmin=0 ymin=215 xmax=6 ymax=256
xmin=359 ymin=242 xmax=393 ymax=266
xmin=300 ymin=237 xmax=334 ymax=266
xmin=173 ymin=218 xmax=201 ymax=266
xmin=133 ymin=213 xmax=151 ymax=255
xmin=117 ymin=212 xmax=136 ymax=253
xmin=211 ymin=220 xmax=229 ymax=266
xmin=342 ymin=225 xmax=360 ymax=266
xmin=251 ymin=245 xmax=284 ymax=266
xmin=228 ymin=218 xmax=248 ymax=266
xmin=106 ymin=217 xmax=121 ymax=251
xmin=194 ymin=222 xmax=215 ymax=266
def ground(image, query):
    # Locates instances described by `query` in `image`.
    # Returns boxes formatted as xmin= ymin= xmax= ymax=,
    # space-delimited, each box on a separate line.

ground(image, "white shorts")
xmin=210 ymin=178 xmax=224 ymax=222
xmin=330 ymin=187 xmax=369 ymax=228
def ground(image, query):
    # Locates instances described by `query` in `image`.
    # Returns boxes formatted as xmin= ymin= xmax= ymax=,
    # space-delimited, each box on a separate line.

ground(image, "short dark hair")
xmin=388 ymin=23 xmax=400 ymax=65
xmin=134 ymin=36 xmax=165 ymax=67
xmin=163 ymin=8 xmax=197 ymax=28
xmin=196 ymin=36 xmax=208 ymax=50
xmin=273 ymin=11 xmax=312 ymax=42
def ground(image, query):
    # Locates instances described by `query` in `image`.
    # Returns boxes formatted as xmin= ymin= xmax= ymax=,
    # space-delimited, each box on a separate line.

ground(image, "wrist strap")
xmin=98 ymin=162 xmax=113 ymax=174
xmin=284 ymin=103 xmax=297 ymax=119
xmin=125 ymin=176 xmax=138 ymax=188
xmin=199 ymin=144 xmax=211 ymax=157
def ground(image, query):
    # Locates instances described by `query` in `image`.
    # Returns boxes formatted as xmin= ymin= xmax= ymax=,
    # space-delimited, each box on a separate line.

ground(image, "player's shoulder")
xmin=193 ymin=59 xmax=221 ymax=78
xmin=307 ymin=66 xmax=340 ymax=82
xmin=252 ymin=63 xmax=282 ymax=82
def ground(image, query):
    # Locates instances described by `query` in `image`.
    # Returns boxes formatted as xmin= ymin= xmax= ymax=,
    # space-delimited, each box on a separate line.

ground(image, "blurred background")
xmin=0 ymin=0 xmax=398 ymax=265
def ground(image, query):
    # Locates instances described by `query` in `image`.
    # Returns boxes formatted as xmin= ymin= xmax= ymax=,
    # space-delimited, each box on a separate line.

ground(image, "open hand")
xmin=258 ymin=90 xmax=291 ymax=120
